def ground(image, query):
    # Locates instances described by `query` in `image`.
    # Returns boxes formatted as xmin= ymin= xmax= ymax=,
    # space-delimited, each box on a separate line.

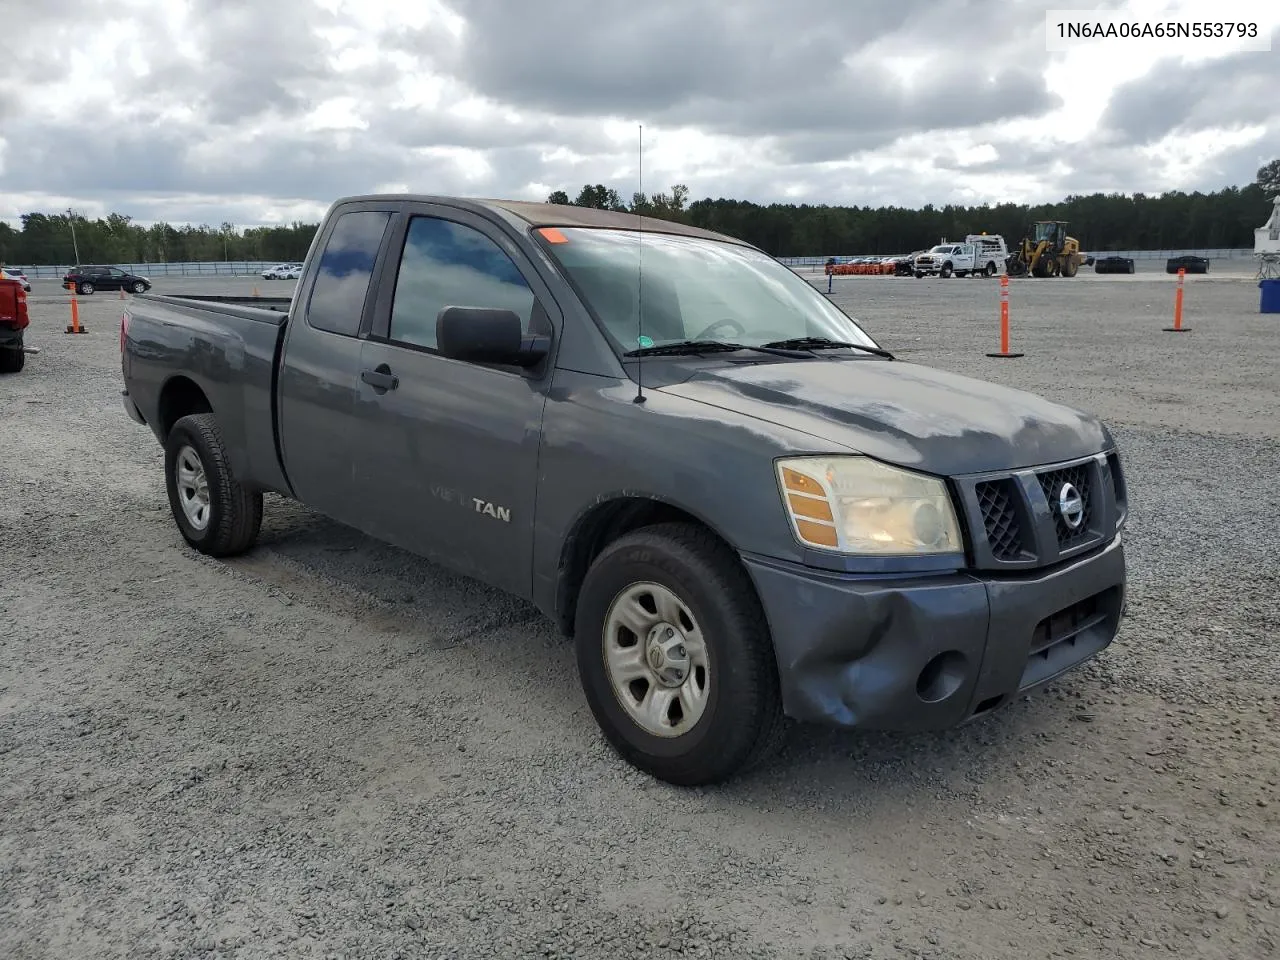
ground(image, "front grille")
xmin=976 ymin=479 xmax=1023 ymax=560
xmin=956 ymin=452 xmax=1121 ymax=569
xmin=1037 ymin=463 xmax=1093 ymax=548
xmin=1104 ymin=452 xmax=1127 ymax=521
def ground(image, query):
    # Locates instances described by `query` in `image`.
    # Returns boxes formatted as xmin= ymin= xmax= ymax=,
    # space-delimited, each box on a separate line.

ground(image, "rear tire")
xmin=574 ymin=522 xmax=786 ymax=786
xmin=0 ymin=346 xmax=24 ymax=373
xmin=164 ymin=413 xmax=263 ymax=557
xmin=983 ymin=261 xmax=997 ymax=277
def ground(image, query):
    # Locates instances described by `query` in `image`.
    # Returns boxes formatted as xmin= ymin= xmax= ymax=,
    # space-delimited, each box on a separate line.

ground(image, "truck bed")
xmin=123 ymin=293 xmax=294 ymax=495
xmin=140 ymin=293 xmax=293 ymax=321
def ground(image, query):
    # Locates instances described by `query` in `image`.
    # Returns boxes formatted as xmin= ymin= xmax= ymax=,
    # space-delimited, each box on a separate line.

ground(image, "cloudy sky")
xmin=1 ymin=0 xmax=1277 ymax=227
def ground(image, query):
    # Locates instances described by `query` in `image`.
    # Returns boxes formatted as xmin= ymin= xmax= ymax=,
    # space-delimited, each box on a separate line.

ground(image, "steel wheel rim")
xmin=175 ymin=444 xmax=211 ymax=531
xmin=602 ymin=582 xmax=711 ymax=738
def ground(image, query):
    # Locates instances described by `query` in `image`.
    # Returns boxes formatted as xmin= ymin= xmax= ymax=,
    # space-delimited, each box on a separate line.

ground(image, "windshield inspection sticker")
xmin=636 ymin=335 xmax=654 ymax=348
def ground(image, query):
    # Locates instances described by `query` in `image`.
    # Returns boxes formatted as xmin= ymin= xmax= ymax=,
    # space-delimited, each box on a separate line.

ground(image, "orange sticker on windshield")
xmin=538 ymin=227 xmax=569 ymax=243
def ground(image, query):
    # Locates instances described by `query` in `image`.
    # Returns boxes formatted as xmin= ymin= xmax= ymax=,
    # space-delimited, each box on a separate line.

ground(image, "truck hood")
xmin=656 ymin=359 xmax=1110 ymax=475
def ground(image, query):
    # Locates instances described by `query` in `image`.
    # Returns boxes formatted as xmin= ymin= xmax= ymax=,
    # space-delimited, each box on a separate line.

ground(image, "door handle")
xmin=361 ymin=364 xmax=399 ymax=392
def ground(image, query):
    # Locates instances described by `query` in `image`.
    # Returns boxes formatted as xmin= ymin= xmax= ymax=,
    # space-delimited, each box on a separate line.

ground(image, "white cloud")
xmin=0 ymin=0 xmax=1276 ymax=227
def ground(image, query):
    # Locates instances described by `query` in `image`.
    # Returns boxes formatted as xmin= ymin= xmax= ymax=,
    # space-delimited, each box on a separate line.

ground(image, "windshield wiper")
xmin=623 ymin=340 xmax=811 ymax=358
xmin=760 ymin=336 xmax=895 ymax=359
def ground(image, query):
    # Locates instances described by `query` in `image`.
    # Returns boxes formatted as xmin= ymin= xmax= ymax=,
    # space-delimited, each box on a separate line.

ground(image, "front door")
xmin=349 ymin=205 xmax=557 ymax=599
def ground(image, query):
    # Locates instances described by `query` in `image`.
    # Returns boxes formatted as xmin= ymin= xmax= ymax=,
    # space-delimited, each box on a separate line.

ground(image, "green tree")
xmin=1257 ymin=159 xmax=1280 ymax=196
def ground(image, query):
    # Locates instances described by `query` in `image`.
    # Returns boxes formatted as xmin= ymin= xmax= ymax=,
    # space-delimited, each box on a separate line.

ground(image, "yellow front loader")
xmin=1006 ymin=221 xmax=1092 ymax=277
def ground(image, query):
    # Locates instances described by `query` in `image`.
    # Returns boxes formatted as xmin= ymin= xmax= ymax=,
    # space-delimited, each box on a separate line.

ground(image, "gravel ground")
xmin=2 ymin=274 xmax=1278 ymax=960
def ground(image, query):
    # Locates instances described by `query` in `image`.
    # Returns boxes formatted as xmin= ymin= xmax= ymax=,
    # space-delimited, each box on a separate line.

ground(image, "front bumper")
xmin=743 ymin=534 xmax=1126 ymax=730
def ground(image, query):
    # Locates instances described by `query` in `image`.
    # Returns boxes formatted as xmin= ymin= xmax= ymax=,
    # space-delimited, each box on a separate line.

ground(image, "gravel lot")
xmin=2 ymin=271 xmax=1278 ymax=960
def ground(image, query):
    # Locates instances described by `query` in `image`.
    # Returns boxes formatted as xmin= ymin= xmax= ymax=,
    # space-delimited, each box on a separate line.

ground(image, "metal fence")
xmin=7 ymin=261 xmax=282 ymax=279
xmin=777 ymin=248 xmax=1256 ymax=271
xmin=6 ymin=249 xmax=1261 ymax=278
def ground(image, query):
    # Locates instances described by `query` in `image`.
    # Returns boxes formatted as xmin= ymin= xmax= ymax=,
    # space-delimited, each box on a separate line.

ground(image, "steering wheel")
xmin=691 ymin=318 xmax=746 ymax=340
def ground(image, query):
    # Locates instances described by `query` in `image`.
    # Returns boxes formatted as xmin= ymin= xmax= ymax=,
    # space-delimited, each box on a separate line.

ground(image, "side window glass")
xmin=306 ymin=210 xmax=391 ymax=337
xmin=389 ymin=215 xmax=535 ymax=350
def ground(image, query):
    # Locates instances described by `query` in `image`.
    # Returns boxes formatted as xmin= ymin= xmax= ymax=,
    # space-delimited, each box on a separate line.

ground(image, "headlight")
xmin=776 ymin=456 xmax=963 ymax=555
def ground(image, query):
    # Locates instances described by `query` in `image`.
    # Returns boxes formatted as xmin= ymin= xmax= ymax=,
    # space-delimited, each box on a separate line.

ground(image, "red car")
xmin=0 ymin=275 xmax=31 ymax=372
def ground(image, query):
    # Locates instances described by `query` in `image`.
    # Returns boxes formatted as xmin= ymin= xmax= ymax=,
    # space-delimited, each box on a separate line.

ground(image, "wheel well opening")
xmin=158 ymin=377 xmax=212 ymax=439
xmin=555 ymin=498 xmax=730 ymax=637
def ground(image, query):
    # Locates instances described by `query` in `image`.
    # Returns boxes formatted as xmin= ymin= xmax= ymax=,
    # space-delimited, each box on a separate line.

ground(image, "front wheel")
xmin=940 ymin=263 xmax=953 ymax=278
xmin=132 ymin=281 xmax=147 ymax=294
xmin=574 ymin=523 xmax=786 ymax=786
xmin=78 ymin=281 xmax=94 ymax=295
xmin=164 ymin=413 xmax=263 ymax=557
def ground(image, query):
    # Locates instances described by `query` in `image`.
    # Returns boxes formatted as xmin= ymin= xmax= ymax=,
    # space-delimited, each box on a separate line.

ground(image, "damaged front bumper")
xmin=743 ymin=534 xmax=1126 ymax=730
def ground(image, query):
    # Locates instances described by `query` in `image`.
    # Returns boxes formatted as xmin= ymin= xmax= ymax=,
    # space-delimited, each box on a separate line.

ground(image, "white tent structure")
xmin=1256 ymin=195 xmax=1280 ymax=279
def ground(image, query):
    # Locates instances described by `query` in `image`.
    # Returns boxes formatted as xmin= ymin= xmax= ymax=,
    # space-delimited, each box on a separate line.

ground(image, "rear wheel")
xmin=0 ymin=346 xmax=24 ymax=373
xmin=574 ymin=522 xmax=786 ymax=786
xmin=1061 ymin=258 xmax=1078 ymax=277
xmin=164 ymin=413 xmax=263 ymax=557
xmin=983 ymin=261 xmax=997 ymax=277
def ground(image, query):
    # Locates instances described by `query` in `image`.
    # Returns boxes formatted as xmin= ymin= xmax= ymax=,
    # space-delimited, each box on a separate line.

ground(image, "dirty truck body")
xmin=120 ymin=194 xmax=1128 ymax=785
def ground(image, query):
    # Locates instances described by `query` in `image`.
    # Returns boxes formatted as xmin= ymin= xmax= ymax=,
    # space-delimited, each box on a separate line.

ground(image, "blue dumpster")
xmin=1262 ymin=279 xmax=1280 ymax=314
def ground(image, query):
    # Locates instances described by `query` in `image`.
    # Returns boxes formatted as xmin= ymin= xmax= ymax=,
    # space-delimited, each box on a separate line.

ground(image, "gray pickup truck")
xmin=120 ymin=194 xmax=1128 ymax=785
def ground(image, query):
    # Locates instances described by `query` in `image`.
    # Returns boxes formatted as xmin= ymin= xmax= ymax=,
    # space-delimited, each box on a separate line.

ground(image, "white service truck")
xmin=913 ymin=235 xmax=1009 ymax=278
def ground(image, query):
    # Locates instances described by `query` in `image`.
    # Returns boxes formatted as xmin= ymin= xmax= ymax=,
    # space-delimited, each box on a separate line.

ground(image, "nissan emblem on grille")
xmin=1057 ymin=482 xmax=1085 ymax=529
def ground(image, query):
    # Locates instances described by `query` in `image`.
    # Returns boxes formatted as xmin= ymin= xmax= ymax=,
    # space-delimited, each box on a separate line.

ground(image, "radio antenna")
xmin=633 ymin=122 xmax=646 ymax=404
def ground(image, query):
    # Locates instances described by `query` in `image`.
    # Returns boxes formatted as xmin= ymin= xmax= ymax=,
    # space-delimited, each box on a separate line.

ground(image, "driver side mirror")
xmin=435 ymin=306 xmax=550 ymax=369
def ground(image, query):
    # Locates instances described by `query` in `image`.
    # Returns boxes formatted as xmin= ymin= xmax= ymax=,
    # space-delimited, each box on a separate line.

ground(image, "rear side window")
xmin=306 ymin=210 xmax=392 ymax=336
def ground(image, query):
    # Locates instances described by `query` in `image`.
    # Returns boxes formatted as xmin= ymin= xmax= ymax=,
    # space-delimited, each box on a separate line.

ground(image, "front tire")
xmin=164 ymin=413 xmax=263 ymax=557
xmin=574 ymin=523 xmax=785 ymax=786
xmin=78 ymin=281 xmax=94 ymax=295
xmin=940 ymin=262 xmax=953 ymax=278
xmin=132 ymin=281 xmax=147 ymax=294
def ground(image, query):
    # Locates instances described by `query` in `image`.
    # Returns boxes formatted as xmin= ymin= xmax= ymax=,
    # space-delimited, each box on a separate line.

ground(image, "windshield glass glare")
xmin=537 ymin=228 xmax=879 ymax=353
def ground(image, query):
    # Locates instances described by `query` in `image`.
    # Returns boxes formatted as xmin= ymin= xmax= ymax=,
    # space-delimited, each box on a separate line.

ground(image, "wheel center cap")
xmin=646 ymin=623 xmax=690 ymax=687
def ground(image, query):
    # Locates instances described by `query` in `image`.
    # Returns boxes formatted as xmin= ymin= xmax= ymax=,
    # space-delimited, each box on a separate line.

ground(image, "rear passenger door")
xmin=348 ymin=204 xmax=559 ymax=597
xmin=276 ymin=203 xmax=399 ymax=527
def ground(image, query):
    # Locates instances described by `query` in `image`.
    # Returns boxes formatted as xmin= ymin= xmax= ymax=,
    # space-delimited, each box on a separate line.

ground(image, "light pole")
xmin=67 ymin=207 xmax=81 ymax=266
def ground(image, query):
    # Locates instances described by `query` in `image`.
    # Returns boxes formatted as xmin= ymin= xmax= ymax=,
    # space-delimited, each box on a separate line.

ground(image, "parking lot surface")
xmin=2 ymin=273 xmax=1278 ymax=960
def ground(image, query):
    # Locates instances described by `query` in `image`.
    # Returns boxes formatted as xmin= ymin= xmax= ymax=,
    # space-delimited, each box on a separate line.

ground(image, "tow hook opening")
xmin=916 ymin=650 xmax=968 ymax=703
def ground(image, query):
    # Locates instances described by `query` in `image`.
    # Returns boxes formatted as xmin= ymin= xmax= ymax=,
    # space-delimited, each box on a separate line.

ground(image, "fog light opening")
xmin=916 ymin=650 xmax=967 ymax=703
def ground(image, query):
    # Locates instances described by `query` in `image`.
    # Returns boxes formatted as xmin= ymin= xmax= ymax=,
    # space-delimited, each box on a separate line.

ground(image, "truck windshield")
xmin=536 ymin=227 xmax=879 ymax=354
xmin=929 ymin=245 xmax=954 ymax=253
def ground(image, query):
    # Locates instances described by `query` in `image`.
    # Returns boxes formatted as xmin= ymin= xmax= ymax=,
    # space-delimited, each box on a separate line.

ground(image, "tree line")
xmin=3 ymin=160 xmax=1276 ymax=266
xmin=0 ymin=214 xmax=318 ymax=267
